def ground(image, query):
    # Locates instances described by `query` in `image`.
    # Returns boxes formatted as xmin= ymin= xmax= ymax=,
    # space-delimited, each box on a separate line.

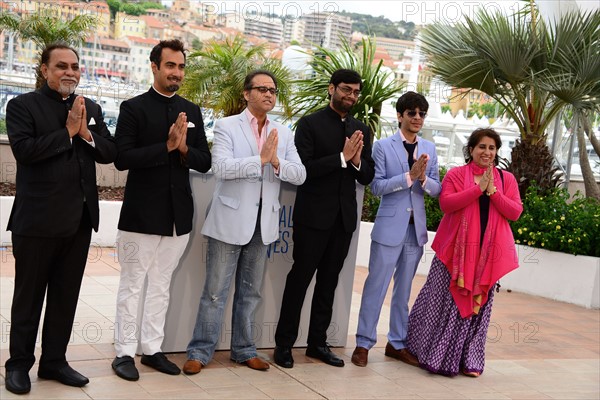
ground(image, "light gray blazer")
xmin=201 ymin=110 xmax=306 ymax=245
xmin=370 ymin=132 xmax=442 ymax=247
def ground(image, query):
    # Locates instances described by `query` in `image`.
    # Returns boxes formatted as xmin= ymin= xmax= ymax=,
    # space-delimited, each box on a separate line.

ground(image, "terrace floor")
xmin=1 ymin=246 xmax=598 ymax=399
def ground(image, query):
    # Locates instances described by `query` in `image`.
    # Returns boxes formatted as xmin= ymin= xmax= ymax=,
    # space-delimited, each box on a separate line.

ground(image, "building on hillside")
xmin=143 ymin=15 xmax=167 ymax=41
xmin=191 ymin=1 xmax=218 ymax=26
xmin=219 ymin=13 xmax=245 ymax=34
xmin=301 ymin=12 xmax=352 ymax=50
xmin=145 ymin=8 xmax=170 ymax=22
xmin=163 ymin=24 xmax=195 ymax=47
xmin=216 ymin=27 xmax=244 ymax=41
xmin=0 ymin=0 xmax=111 ymax=71
xmin=372 ymin=36 xmax=416 ymax=61
xmin=372 ymin=48 xmax=395 ymax=68
xmin=123 ymin=36 xmax=160 ymax=86
xmin=282 ymin=18 xmax=305 ymax=45
xmin=243 ymin=14 xmax=283 ymax=45
xmin=75 ymin=1 xmax=112 ymax=37
xmin=185 ymin=24 xmax=221 ymax=43
xmin=80 ymin=37 xmax=130 ymax=82
xmin=170 ymin=0 xmax=193 ymax=23
xmin=351 ymin=32 xmax=416 ymax=62
xmin=114 ymin=12 xmax=147 ymax=39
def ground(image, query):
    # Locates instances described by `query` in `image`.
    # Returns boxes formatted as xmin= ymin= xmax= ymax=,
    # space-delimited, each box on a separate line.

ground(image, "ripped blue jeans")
xmin=186 ymin=223 xmax=268 ymax=364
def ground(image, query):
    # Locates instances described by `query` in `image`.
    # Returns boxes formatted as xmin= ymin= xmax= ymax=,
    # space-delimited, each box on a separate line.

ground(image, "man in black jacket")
xmin=4 ymin=43 xmax=117 ymax=394
xmin=274 ymin=69 xmax=375 ymax=368
xmin=111 ymin=39 xmax=211 ymax=381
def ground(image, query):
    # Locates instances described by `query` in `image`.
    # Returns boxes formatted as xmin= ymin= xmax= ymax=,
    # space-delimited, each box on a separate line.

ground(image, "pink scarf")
xmin=432 ymin=163 xmax=518 ymax=318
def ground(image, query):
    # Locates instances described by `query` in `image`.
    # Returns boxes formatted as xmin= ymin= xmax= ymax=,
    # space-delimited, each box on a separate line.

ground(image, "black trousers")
xmin=6 ymin=209 xmax=92 ymax=371
xmin=275 ymin=214 xmax=353 ymax=347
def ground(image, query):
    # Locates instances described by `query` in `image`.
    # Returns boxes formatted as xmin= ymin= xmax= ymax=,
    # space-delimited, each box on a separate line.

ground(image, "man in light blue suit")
xmin=351 ymin=92 xmax=441 ymax=367
xmin=183 ymin=70 xmax=306 ymax=374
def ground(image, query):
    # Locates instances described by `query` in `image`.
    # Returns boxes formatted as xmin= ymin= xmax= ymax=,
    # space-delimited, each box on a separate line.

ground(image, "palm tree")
xmin=420 ymin=6 xmax=600 ymax=198
xmin=180 ymin=35 xmax=292 ymax=118
xmin=289 ymin=36 xmax=404 ymax=140
xmin=539 ymin=9 xmax=600 ymax=200
xmin=573 ymin=112 xmax=600 ymax=200
xmin=0 ymin=10 xmax=98 ymax=88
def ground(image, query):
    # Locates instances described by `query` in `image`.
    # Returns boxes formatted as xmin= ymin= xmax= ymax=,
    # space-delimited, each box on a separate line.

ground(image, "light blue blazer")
xmin=201 ymin=110 xmax=306 ymax=245
xmin=370 ymin=131 xmax=441 ymax=247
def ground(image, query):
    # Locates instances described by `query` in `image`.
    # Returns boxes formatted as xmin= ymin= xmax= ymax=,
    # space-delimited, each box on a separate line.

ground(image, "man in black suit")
xmin=274 ymin=69 xmax=375 ymax=368
xmin=111 ymin=39 xmax=211 ymax=381
xmin=4 ymin=43 xmax=117 ymax=394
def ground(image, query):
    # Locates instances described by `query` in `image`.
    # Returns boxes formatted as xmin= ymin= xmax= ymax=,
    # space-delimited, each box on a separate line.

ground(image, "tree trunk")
xmin=581 ymin=114 xmax=600 ymax=158
xmin=35 ymin=63 xmax=44 ymax=89
xmin=575 ymin=114 xmax=600 ymax=200
xmin=508 ymin=139 xmax=561 ymax=198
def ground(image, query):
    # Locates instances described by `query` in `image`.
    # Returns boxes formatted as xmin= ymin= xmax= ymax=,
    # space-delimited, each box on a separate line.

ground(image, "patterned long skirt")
xmin=406 ymin=256 xmax=495 ymax=376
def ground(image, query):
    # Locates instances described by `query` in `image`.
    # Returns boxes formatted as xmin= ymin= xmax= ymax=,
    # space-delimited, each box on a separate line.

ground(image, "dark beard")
xmin=331 ymin=96 xmax=353 ymax=114
xmin=165 ymin=84 xmax=180 ymax=93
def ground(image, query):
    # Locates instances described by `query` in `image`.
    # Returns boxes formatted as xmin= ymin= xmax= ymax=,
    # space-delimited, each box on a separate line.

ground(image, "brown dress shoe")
xmin=182 ymin=359 xmax=202 ymax=375
xmin=384 ymin=342 xmax=419 ymax=367
xmin=244 ymin=357 xmax=270 ymax=371
xmin=351 ymin=347 xmax=369 ymax=367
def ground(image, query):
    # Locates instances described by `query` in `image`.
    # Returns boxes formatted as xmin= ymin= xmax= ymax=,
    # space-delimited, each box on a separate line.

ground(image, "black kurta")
xmin=114 ymin=88 xmax=211 ymax=236
xmin=5 ymin=83 xmax=117 ymax=372
xmin=6 ymin=83 xmax=117 ymax=236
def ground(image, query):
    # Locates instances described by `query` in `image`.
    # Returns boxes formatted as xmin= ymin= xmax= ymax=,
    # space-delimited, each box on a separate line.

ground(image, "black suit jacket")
xmin=6 ymin=84 xmax=118 ymax=237
xmin=114 ymin=88 xmax=211 ymax=236
xmin=293 ymin=106 xmax=375 ymax=233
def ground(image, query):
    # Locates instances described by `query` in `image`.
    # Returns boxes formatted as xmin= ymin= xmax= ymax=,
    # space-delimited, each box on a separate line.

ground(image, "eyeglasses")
xmin=336 ymin=85 xmax=361 ymax=97
xmin=406 ymin=110 xmax=427 ymax=119
xmin=251 ymin=86 xmax=279 ymax=95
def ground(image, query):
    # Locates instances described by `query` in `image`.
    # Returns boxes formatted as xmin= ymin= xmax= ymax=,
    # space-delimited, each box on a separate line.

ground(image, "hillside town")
xmin=0 ymin=0 xmax=430 ymax=91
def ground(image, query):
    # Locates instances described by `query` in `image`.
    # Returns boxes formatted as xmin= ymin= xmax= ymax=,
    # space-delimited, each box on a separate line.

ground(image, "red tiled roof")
xmin=142 ymin=15 xmax=166 ymax=28
xmin=126 ymin=36 xmax=160 ymax=45
xmin=97 ymin=37 xmax=129 ymax=48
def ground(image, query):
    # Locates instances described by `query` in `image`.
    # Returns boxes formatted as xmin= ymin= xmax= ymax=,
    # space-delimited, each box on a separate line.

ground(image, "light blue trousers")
xmin=356 ymin=225 xmax=424 ymax=350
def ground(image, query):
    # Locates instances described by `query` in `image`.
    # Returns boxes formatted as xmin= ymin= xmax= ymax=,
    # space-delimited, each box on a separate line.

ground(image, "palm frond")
xmin=181 ymin=35 xmax=292 ymax=117
xmin=290 ymin=36 xmax=404 ymax=139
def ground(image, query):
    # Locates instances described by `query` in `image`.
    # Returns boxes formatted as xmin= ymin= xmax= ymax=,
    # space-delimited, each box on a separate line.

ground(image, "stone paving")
xmin=1 ymin=246 xmax=598 ymax=399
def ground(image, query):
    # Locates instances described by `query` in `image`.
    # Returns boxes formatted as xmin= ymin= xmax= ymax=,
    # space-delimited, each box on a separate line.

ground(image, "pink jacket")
xmin=432 ymin=164 xmax=523 ymax=317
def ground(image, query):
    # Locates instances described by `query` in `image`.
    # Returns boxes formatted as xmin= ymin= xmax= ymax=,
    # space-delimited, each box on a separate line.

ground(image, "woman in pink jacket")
xmin=405 ymin=128 xmax=523 ymax=377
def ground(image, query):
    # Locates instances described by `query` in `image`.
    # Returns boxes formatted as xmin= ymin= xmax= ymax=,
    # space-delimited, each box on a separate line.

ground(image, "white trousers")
xmin=114 ymin=228 xmax=190 ymax=357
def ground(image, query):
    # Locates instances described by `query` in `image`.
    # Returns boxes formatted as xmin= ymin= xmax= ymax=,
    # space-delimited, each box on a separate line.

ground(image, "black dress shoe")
xmin=5 ymin=370 xmax=31 ymax=394
xmin=112 ymin=356 xmax=139 ymax=381
xmin=141 ymin=352 xmax=181 ymax=375
xmin=306 ymin=345 xmax=345 ymax=367
xmin=38 ymin=364 xmax=89 ymax=387
xmin=273 ymin=346 xmax=294 ymax=368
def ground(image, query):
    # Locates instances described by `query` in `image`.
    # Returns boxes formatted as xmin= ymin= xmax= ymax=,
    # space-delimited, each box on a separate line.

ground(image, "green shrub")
xmin=510 ymin=185 xmax=600 ymax=257
xmin=361 ymin=185 xmax=380 ymax=223
xmin=424 ymin=166 xmax=446 ymax=231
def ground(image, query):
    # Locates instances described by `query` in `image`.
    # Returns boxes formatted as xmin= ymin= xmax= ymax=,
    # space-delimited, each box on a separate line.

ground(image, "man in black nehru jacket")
xmin=111 ymin=39 xmax=211 ymax=381
xmin=4 ymin=42 xmax=117 ymax=394
xmin=274 ymin=69 xmax=375 ymax=368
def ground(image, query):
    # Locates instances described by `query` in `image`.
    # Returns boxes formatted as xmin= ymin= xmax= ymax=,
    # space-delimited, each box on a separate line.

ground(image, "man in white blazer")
xmin=183 ymin=70 xmax=306 ymax=374
xmin=351 ymin=92 xmax=442 ymax=367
